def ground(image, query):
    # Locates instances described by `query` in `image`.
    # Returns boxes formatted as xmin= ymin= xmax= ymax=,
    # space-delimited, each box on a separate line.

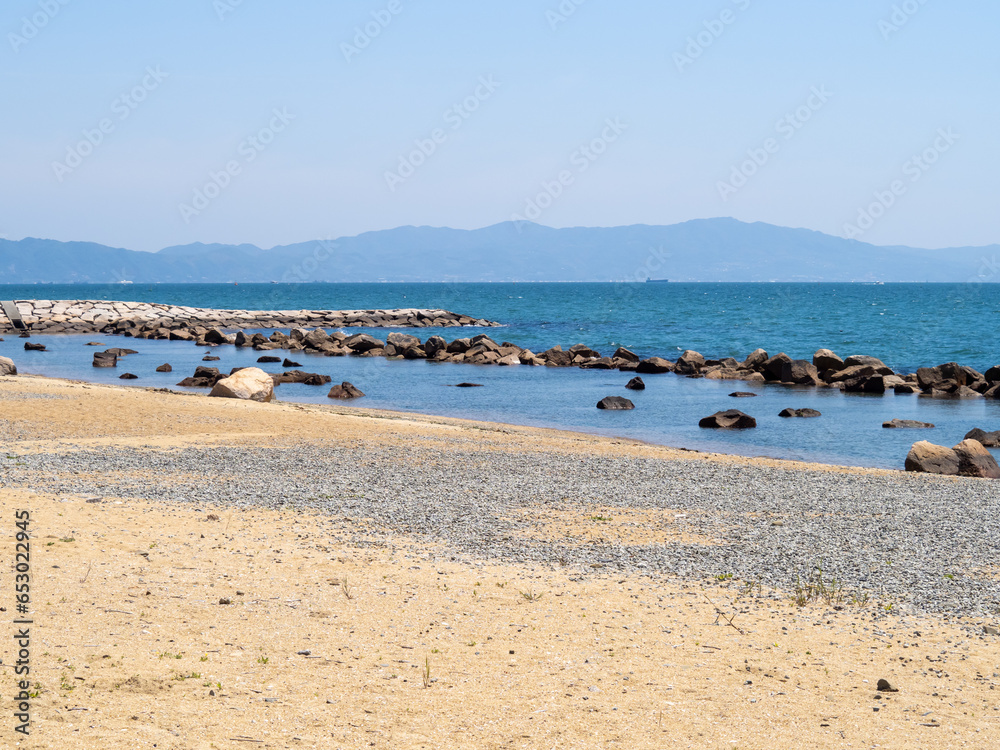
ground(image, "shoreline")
xmin=1 ymin=372 xmax=999 ymax=747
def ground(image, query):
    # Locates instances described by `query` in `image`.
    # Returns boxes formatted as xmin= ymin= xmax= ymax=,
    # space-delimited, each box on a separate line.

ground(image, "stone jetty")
xmin=0 ymin=300 xmax=499 ymax=334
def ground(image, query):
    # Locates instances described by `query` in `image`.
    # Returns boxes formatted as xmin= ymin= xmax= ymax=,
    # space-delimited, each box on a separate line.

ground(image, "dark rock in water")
xmin=625 ymin=376 xmax=645 ymax=391
xmin=328 ymin=381 xmax=365 ymax=399
xmin=85 ymin=341 xmax=104 ymax=346
xmin=542 ymin=346 xmax=573 ymax=367
xmin=105 ymin=348 xmax=137 ymax=357
xmin=597 ymin=396 xmax=635 ymax=410
xmin=156 ymin=363 xmax=172 ymax=373
xmin=453 ymin=383 xmax=483 ymax=388
xmin=843 ymin=355 xmax=892 ymax=374
xmin=283 ymin=359 xmax=302 ymax=368
xmin=424 ymin=335 xmax=448 ymax=357
xmin=964 ymin=428 xmax=1000 ymax=447
xmin=613 ymin=347 xmax=640 ymax=363
xmin=119 ymin=373 xmax=138 ymax=380
xmin=402 ymin=346 xmax=427 ymax=360
xmin=905 ymin=441 xmax=960 ymax=475
xmin=569 ymin=343 xmax=601 ymax=359
xmin=24 ymin=342 xmax=46 ymax=351
xmin=780 ymin=360 xmax=821 ymax=385
xmin=761 ymin=353 xmax=792 ymax=381
xmin=257 ymin=355 xmax=282 ymax=363
xmin=729 ymin=392 xmax=758 ymax=398
xmin=884 ymin=419 xmax=934 ymax=429
xmin=985 ymin=365 xmax=1000 ymax=383
xmin=579 ymin=357 xmax=614 ymax=370
xmin=843 ymin=374 xmax=886 ymax=394
xmin=387 ymin=332 xmax=421 ymax=350
xmin=273 ymin=370 xmax=332 ymax=386
xmin=674 ymin=350 xmax=705 ymax=374
xmin=893 ymin=383 xmax=920 ymax=394
xmin=636 ymin=357 xmax=673 ymax=374
xmin=176 ymin=366 xmax=223 ymax=388
xmin=202 ymin=355 xmax=221 ymax=361
xmin=930 ymin=385 xmax=981 ymax=399
xmin=18 ymin=332 xmax=30 ymax=338
xmin=953 ymin=439 xmax=1000 ymax=478
xmin=699 ymin=410 xmax=757 ymax=429
xmin=779 ymin=408 xmax=821 ymax=418
xmin=344 ymin=333 xmax=385 ymax=353
xmin=92 ymin=353 xmax=117 ymax=367
xmin=812 ymin=349 xmax=845 ymax=372
xmin=447 ymin=338 xmax=472 ymax=354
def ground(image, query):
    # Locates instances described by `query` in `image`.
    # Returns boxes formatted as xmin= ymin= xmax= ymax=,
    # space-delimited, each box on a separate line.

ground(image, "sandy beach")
xmin=2 ymin=374 xmax=999 ymax=749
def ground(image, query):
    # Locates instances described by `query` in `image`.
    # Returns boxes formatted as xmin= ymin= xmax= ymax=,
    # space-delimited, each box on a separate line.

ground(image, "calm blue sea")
xmin=3 ymin=282 xmax=1000 ymax=469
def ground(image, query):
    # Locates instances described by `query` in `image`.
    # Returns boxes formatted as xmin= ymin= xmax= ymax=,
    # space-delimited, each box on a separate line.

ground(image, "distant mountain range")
xmin=1 ymin=219 xmax=997 ymax=283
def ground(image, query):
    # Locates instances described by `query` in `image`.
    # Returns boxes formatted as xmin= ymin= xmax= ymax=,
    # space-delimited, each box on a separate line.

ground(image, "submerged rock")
xmin=596 ymin=396 xmax=635 ymax=410
xmin=884 ymin=419 xmax=934 ymax=429
xmin=328 ymin=381 xmax=365 ymax=399
xmin=778 ymin=408 xmax=821 ymax=418
xmin=699 ymin=410 xmax=757 ymax=429
xmin=728 ymin=391 xmax=758 ymax=398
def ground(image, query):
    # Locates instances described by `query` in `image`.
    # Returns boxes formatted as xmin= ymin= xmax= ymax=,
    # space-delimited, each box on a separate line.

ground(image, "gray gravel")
xmin=3 ymin=442 xmax=999 ymax=617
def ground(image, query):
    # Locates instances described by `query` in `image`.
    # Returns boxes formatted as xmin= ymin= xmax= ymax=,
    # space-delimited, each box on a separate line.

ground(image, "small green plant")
xmin=792 ymin=561 xmax=844 ymax=607
xmin=590 ymin=515 xmax=612 ymax=522
xmin=520 ymin=589 xmax=543 ymax=602
xmin=257 ymin=655 xmax=269 ymax=664
xmin=467 ymin=641 xmax=477 ymax=647
xmin=431 ymin=648 xmax=440 ymax=654
xmin=159 ymin=652 xmax=183 ymax=660
xmin=715 ymin=573 xmax=733 ymax=582
xmin=60 ymin=537 xmax=75 ymax=543
xmin=422 ymin=657 xmax=432 ymax=688
xmin=200 ymin=656 xmax=208 ymax=662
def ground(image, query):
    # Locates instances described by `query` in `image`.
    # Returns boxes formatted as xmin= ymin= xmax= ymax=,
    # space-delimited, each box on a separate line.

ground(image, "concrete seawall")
xmin=0 ymin=300 xmax=500 ymax=334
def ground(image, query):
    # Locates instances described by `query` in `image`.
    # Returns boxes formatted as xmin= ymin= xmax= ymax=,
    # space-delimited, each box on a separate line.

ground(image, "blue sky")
xmin=2 ymin=0 xmax=997 ymax=252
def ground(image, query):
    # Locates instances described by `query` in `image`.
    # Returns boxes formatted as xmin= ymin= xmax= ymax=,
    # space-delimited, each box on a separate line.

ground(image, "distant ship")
xmin=645 ymin=278 xmax=669 ymax=282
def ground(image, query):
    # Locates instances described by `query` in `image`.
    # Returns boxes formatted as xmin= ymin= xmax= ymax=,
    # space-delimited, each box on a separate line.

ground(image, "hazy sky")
xmin=2 ymin=0 xmax=997 ymax=252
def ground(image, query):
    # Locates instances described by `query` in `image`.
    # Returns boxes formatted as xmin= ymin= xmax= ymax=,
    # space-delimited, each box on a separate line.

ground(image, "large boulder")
xmin=812 ymin=349 xmax=845 ymax=372
xmin=176 ymin=366 xmax=223 ymax=388
xmin=0 ymin=356 xmax=16 ymax=376
xmin=613 ymin=347 xmax=640 ymax=363
xmin=387 ymin=332 xmax=421 ymax=350
xmin=541 ymin=346 xmax=573 ymax=367
xmin=446 ymin=338 xmax=472 ymax=354
xmin=24 ymin=342 xmax=46 ymax=351
xmin=155 ymin=363 xmax=172 ymax=373
xmin=344 ymin=333 xmax=385 ymax=353
xmin=985 ymin=365 xmax=1000 ymax=383
xmin=761 ymin=353 xmax=792 ymax=381
xmin=92 ymin=352 xmax=117 ymax=368
xmin=843 ymin=374 xmax=886 ymax=394
xmin=596 ymin=396 xmax=634 ymax=410
xmin=699 ymin=410 xmax=757 ymax=429
xmin=780 ymin=360 xmax=821 ymax=385
xmin=742 ymin=348 xmax=768 ymax=370
xmin=964 ymin=428 xmax=1000 ymax=447
xmin=625 ymin=376 xmax=645 ymax=391
xmin=917 ymin=362 xmax=965 ymax=392
xmin=905 ymin=441 xmax=960 ymax=475
xmin=953 ymin=439 xmax=1000 ymax=479
xmin=328 ymin=381 xmax=365 ymax=399
xmin=208 ymin=367 xmax=274 ymax=403
xmin=424 ymin=335 xmax=448 ymax=357
xmin=843 ymin=355 xmax=893 ymax=374
xmin=569 ymin=343 xmax=601 ymax=360
xmin=204 ymin=328 xmax=228 ymax=345
xmin=674 ymin=350 xmax=705 ymax=374
xmin=635 ymin=357 xmax=674 ymax=374
xmin=884 ymin=419 xmax=935 ymax=429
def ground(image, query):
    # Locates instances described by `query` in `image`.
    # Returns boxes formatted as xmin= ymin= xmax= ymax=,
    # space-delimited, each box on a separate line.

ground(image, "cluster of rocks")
xmin=906 ymin=439 xmax=1000 ymax=478
xmin=173 ymin=364 xmax=363 ymax=402
xmin=0 ymin=300 xmax=498 ymax=334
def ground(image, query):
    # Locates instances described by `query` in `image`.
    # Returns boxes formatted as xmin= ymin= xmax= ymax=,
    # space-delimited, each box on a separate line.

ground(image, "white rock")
xmin=208 ymin=367 xmax=274 ymax=403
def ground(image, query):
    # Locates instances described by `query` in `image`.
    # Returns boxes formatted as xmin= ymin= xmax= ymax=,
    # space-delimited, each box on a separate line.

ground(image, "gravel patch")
xmin=4 ymin=444 xmax=1000 ymax=617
